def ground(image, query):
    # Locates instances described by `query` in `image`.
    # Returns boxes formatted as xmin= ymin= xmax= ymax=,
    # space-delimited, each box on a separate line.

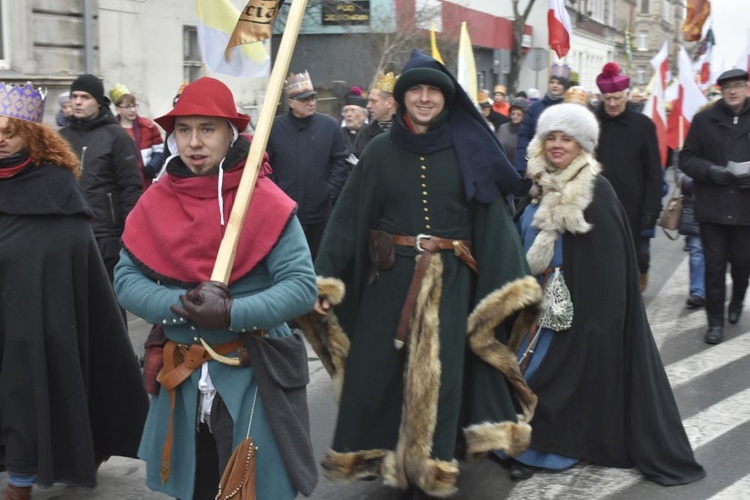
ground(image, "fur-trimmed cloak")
xmin=522 ymin=171 xmax=705 ymax=485
xmin=298 ymin=128 xmax=540 ymax=497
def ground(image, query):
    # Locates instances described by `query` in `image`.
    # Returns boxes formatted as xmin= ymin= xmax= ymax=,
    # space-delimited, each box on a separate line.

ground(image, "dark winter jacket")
xmin=595 ymin=105 xmax=663 ymax=239
xmin=514 ymin=93 xmax=563 ymax=172
xmin=497 ymin=122 xmax=521 ymax=167
xmin=485 ymin=108 xmax=509 ymax=131
xmin=59 ymin=107 xmax=142 ymax=238
xmin=267 ymin=111 xmax=350 ymax=225
xmin=353 ymin=119 xmax=392 ymax=158
xmin=679 ymin=98 xmax=750 ymax=225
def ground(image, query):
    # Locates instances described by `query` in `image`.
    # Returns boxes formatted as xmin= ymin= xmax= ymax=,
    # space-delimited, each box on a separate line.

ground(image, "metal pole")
xmin=84 ymin=0 xmax=94 ymax=73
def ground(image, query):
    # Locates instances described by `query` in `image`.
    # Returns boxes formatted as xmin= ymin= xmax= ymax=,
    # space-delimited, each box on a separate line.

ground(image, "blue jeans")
xmin=688 ymin=235 xmax=705 ymax=298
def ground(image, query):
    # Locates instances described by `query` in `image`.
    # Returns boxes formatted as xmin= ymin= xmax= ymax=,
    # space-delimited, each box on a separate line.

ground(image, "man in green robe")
xmin=299 ymin=50 xmax=541 ymax=498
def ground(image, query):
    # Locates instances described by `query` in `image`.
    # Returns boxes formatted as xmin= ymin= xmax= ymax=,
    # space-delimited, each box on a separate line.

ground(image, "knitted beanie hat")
xmin=70 ymin=74 xmax=107 ymax=105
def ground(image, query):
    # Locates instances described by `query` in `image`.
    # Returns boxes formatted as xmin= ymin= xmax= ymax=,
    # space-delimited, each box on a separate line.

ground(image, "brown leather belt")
xmin=156 ymin=337 xmax=256 ymax=484
xmin=392 ymin=234 xmax=477 ymax=349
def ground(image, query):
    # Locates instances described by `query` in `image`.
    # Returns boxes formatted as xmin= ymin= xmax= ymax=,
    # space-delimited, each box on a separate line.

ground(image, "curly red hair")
xmin=2 ymin=117 xmax=81 ymax=177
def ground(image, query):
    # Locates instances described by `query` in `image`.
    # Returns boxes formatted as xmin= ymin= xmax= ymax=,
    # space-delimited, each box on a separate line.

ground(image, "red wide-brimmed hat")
xmin=155 ymin=77 xmax=249 ymax=134
xmin=596 ymin=62 xmax=630 ymax=94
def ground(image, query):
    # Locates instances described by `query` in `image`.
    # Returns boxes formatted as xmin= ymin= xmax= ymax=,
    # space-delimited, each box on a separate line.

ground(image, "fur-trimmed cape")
xmin=518 ymin=167 xmax=705 ymax=485
xmin=297 ymin=130 xmax=541 ymax=497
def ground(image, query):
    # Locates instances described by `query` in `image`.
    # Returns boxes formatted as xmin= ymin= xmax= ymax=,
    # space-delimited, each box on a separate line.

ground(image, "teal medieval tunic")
xmin=301 ymin=114 xmax=541 ymax=497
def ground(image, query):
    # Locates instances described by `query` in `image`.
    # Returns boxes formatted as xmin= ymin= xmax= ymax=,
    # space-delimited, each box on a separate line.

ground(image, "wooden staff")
xmin=210 ymin=0 xmax=309 ymax=284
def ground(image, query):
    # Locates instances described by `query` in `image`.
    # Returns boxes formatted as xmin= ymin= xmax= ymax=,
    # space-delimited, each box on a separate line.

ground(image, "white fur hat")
xmin=533 ymin=102 xmax=600 ymax=155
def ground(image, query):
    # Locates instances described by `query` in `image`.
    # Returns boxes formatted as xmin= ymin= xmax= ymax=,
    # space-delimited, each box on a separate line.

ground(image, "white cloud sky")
xmin=709 ymin=0 xmax=749 ymax=68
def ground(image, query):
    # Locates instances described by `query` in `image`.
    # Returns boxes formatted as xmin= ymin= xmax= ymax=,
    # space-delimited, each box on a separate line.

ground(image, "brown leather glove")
xmin=170 ymin=281 xmax=233 ymax=330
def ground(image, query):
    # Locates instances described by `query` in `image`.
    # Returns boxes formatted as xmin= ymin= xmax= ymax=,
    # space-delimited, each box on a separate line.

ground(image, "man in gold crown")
xmin=267 ymin=70 xmax=349 ymax=260
xmin=0 ymin=82 xmax=147 ymax=499
xmin=352 ymin=69 xmax=399 ymax=157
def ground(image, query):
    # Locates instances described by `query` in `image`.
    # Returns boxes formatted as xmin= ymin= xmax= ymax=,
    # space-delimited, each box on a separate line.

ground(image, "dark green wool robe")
xmin=300 ymin=117 xmax=541 ymax=497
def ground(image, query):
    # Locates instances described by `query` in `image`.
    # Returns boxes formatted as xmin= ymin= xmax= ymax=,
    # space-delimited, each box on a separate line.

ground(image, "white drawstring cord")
xmin=217 ymin=123 xmax=241 ymax=226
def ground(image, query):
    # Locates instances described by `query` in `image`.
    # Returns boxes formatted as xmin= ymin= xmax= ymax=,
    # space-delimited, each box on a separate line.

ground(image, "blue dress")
xmin=494 ymin=203 xmax=578 ymax=470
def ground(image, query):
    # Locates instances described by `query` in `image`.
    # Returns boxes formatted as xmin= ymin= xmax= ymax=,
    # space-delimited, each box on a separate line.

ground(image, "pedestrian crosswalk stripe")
xmin=707 ymin=475 xmax=750 ymax=500
xmin=665 ymin=332 xmax=750 ymax=388
xmin=506 ymin=386 xmax=750 ymax=499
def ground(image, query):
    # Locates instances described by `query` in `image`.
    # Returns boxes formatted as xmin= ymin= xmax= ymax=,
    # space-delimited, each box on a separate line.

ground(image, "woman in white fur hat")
xmin=502 ymin=103 xmax=705 ymax=486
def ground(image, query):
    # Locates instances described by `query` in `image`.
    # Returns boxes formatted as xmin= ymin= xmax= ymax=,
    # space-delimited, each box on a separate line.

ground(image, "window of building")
xmin=637 ymin=65 xmax=646 ymax=85
xmin=183 ymin=26 xmax=202 ymax=83
xmin=0 ymin=0 xmax=10 ymax=70
xmin=637 ymin=31 xmax=648 ymax=51
xmin=640 ymin=0 xmax=649 ymax=14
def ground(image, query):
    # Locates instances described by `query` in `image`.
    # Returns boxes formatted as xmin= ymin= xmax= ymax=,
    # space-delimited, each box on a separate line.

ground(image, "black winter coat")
xmin=679 ymin=98 xmax=750 ymax=225
xmin=59 ymin=107 xmax=142 ymax=238
xmin=595 ymin=106 xmax=663 ymax=238
xmin=267 ymin=111 xmax=350 ymax=225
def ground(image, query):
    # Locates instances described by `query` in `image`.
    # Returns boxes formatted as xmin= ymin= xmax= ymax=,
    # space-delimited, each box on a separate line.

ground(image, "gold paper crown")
xmin=109 ymin=83 xmax=131 ymax=105
xmin=477 ymin=89 xmax=491 ymax=104
xmin=285 ymin=71 xmax=315 ymax=97
xmin=563 ymin=86 xmax=589 ymax=107
xmin=373 ymin=71 xmax=397 ymax=94
xmin=0 ymin=82 xmax=47 ymax=124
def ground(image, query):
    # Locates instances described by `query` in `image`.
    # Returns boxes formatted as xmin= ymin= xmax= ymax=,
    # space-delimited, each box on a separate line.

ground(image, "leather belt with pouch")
xmin=366 ymin=230 xmax=477 ymax=349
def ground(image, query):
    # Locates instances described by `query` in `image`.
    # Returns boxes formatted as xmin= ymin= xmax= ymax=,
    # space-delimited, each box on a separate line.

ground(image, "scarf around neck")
xmin=122 ymin=139 xmax=296 ymax=287
xmin=524 ymin=152 xmax=601 ymax=275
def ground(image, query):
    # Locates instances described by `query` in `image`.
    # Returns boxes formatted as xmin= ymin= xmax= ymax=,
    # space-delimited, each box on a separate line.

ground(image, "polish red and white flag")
xmin=548 ymin=0 xmax=572 ymax=59
xmin=644 ymin=42 xmax=669 ymax=165
xmin=667 ymin=47 xmax=708 ymax=150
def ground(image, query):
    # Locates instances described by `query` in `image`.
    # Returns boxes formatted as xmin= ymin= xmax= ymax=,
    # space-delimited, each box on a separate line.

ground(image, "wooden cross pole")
xmin=210 ymin=0 xmax=309 ymax=284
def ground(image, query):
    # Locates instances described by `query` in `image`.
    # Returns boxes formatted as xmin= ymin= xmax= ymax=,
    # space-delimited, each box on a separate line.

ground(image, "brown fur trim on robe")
xmin=296 ymin=277 xmax=350 ymax=402
xmin=377 ymin=255 xmax=460 ymax=497
xmin=466 ymin=276 xmax=541 ymax=429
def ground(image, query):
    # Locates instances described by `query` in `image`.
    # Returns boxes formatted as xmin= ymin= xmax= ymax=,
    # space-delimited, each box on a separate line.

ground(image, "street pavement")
xmin=3 ymin=228 xmax=750 ymax=499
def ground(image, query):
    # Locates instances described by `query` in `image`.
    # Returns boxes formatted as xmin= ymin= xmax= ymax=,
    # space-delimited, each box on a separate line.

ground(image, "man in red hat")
xmin=113 ymin=77 xmax=319 ymax=500
xmin=594 ymin=62 xmax=662 ymax=292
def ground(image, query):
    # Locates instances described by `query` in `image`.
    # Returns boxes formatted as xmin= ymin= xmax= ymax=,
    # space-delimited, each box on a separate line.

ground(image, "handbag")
xmin=216 ymin=388 xmax=258 ymax=500
xmin=658 ymin=177 xmax=683 ymax=240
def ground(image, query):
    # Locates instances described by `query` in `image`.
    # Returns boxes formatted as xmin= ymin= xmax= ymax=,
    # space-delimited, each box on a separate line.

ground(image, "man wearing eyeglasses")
xmin=59 ymin=74 xmax=141 ymax=286
xmin=267 ymin=70 xmax=349 ymax=260
xmin=680 ymin=69 xmax=750 ymax=345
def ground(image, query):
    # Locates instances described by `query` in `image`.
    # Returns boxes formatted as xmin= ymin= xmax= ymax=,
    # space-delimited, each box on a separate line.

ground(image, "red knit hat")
xmin=596 ymin=62 xmax=630 ymax=94
xmin=155 ymin=77 xmax=249 ymax=134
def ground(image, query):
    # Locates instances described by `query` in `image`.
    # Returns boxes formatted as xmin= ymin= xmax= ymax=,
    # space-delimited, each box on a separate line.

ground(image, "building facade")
xmin=0 ymin=0 xmax=683 ymax=128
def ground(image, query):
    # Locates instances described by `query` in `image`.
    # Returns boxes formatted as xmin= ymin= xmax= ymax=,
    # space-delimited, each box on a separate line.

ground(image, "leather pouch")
xmin=143 ymin=324 xmax=168 ymax=395
xmin=367 ymin=230 xmax=396 ymax=282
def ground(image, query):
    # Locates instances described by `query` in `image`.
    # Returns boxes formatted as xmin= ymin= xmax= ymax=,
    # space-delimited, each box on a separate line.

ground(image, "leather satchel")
xmin=658 ymin=178 xmax=683 ymax=240
xmin=143 ymin=324 xmax=168 ymax=395
xmin=366 ymin=229 xmax=396 ymax=282
xmin=216 ymin=437 xmax=256 ymax=500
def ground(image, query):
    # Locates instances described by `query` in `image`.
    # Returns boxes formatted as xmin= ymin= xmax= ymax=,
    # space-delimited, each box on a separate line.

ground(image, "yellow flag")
xmin=196 ymin=0 xmax=270 ymax=78
xmin=430 ymin=22 xmax=445 ymax=64
xmin=225 ymin=0 xmax=284 ymax=59
xmin=457 ymin=22 xmax=477 ymax=106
